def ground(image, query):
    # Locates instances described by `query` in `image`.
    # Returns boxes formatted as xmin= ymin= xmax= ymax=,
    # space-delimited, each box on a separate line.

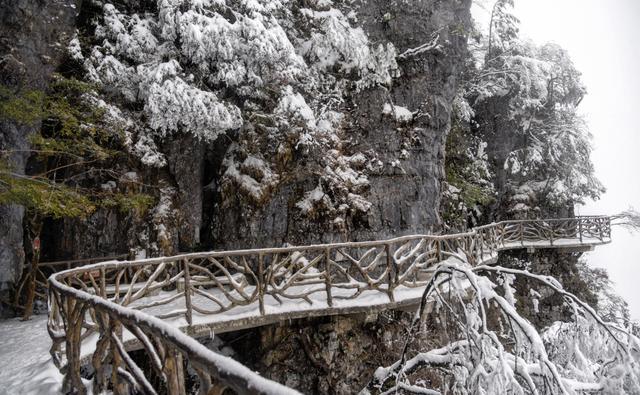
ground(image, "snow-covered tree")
xmin=456 ymin=1 xmax=603 ymax=217
xmin=364 ymin=257 xmax=640 ymax=394
xmin=71 ymin=0 xmax=400 ymax=217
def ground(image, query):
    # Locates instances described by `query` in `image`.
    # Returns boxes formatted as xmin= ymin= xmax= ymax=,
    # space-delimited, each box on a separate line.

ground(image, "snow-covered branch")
xmin=364 ymin=259 xmax=640 ymax=394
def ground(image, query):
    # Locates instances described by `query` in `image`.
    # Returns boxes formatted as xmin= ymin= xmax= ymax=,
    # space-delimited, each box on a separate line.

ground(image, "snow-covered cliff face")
xmin=12 ymin=0 xmax=471 ymax=263
xmin=210 ymin=0 xmax=473 ymax=248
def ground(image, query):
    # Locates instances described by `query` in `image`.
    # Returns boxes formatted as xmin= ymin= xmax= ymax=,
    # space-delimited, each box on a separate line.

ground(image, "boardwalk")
xmin=47 ymin=216 xmax=611 ymax=394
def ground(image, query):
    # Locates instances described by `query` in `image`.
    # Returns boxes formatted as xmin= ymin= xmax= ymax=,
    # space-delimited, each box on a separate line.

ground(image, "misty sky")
xmin=473 ymin=1 xmax=640 ymax=320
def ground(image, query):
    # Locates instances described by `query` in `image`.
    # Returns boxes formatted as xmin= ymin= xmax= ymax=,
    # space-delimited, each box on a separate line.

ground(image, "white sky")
xmin=473 ymin=1 xmax=640 ymax=320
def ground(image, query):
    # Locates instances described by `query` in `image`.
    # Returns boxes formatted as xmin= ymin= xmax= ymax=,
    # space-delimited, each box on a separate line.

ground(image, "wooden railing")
xmin=47 ymin=216 xmax=611 ymax=394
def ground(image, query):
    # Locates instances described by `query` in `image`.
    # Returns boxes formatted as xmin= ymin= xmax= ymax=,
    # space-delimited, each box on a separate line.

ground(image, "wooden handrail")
xmin=47 ymin=216 xmax=612 ymax=394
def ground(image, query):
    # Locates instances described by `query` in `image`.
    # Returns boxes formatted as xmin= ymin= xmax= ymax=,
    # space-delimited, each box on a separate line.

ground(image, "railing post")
xmin=578 ymin=219 xmax=583 ymax=243
xmin=182 ymin=259 xmax=193 ymax=326
xmin=110 ymin=320 xmax=129 ymax=395
xmin=520 ymin=222 xmax=524 ymax=246
xmin=324 ymin=248 xmax=333 ymax=307
xmin=165 ymin=348 xmax=186 ymax=395
xmin=599 ymin=218 xmax=604 ymax=241
xmin=385 ymin=244 xmax=395 ymax=302
xmin=465 ymin=235 xmax=473 ymax=265
xmin=258 ymin=253 xmax=265 ymax=315
xmin=549 ymin=221 xmax=554 ymax=246
xmin=63 ymin=298 xmax=87 ymax=395
xmin=100 ymin=267 xmax=108 ymax=299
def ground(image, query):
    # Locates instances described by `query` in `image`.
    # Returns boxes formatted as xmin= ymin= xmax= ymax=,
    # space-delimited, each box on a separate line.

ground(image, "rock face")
xmin=212 ymin=0 xmax=472 ymax=249
xmin=473 ymin=80 xmax=589 ymax=328
xmin=226 ymin=312 xmax=441 ymax=394
xmin=0 ymin=0 xmax=79 ymax=304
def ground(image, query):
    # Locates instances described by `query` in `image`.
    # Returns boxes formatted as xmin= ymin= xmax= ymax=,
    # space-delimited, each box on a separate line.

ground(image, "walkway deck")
xmin=46 ymin=216 xmax=612 ymax=395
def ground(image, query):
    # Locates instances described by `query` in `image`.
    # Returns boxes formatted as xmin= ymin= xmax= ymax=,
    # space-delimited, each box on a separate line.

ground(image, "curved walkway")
xmin=47 ymin=216 xmax=611 ymax=395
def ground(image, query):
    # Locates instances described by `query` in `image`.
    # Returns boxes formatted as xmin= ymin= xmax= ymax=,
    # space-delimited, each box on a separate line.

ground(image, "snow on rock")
xmin=223 ymin=155 xmax=279 ymax=204
xmin=133 ymin=133 xmax=167 ymax=168
xmin=152 ymin=186 xmax=177 ymax=254
xmin=383 ymin=103 xmax=414 ymax=123
xmin=298 ymin=7 xmax=399 ymax=88
xmin=296 ymin=185 xmax=328 ymax=214
xmin=67 ymin=34 xmax=83 ymax=61
xmin=276 ymin=86 xmax=317 ymax=129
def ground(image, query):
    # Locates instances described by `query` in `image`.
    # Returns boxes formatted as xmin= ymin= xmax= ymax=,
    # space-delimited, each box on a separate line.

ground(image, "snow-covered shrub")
xmin=365 ymin=257 xmax=640 ymax=394
xmin=462 ymin=1 xmax=603 ymax=214
xmin=70 ymin=0 xmax=401 ymax=215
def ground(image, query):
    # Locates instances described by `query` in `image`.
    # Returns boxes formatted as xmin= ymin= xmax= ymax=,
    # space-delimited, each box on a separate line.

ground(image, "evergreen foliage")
xmin=0 ymin=74 xmax=154 ymax=219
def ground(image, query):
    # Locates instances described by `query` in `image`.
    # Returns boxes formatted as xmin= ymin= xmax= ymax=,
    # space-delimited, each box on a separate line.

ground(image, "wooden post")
xmin=385 ymin=244 xmax=395 ymax=302
xmin=164 ymin=348 xmax=186 ymax=395
xmin=182 ymin=259 xmax=193 ymax=326
xmin=92 ymin=314 xmax=111 ymax=394
xmin=258 ymin=254 xmax=265 ymax=315
xmin=63 ymin=299 xmax=87 ymax=395
xmin=549 ymin=222 xmax=554 ymax=246
xmin=194 ymin=365 xmax=214 ymax=395
xmin=578 ymin=219 xmax=583 ymax=243
xmin=325 ymin=248 xmax=333 ymax=307
xmin=520 ymin=222 xmax=524 ymax=246
xmin=599 ymin=218 xmax=604 ymax=241
xmin=100 ymin=267 xmax=106 ymax=299
xmin=110 ymin=320 xmax=129 ymax=395
xmin=437 ymin=240 xmax=443 ymax=262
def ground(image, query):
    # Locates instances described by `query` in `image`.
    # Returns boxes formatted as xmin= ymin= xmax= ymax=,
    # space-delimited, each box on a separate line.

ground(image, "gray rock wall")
xmin=212 ymin=0 xmax=472 ymax=249
xmin=0 ymin=0 xmax=79 ymax=297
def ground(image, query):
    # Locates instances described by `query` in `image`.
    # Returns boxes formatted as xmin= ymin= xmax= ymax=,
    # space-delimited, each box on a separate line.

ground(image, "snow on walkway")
xmin=0 ymin=314 xmax=63 ymax=394
xmin=0 ymin=237 xmax=606 ymax=394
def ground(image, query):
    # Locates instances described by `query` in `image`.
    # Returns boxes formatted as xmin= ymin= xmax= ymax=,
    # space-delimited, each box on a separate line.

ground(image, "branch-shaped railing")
xmin=47 ymin=216 xmax=611 ymax=394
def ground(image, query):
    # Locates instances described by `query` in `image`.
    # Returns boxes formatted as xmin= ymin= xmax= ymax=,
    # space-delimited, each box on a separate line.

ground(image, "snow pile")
xmin=0 ymin=316 xmax=65 ymax=395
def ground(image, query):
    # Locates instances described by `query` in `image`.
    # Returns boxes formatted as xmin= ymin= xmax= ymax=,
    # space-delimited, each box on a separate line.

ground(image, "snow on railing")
xmin=47 ymin=216 xmax=611 ymax=394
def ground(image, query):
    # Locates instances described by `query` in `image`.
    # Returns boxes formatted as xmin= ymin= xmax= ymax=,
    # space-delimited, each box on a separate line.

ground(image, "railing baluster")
xmin=578 ymin=219 xmax=583 ymax=242
xmin=520 ymin=222 xmax=524 ymax=245
xmin=182 ymin=258 xmax=193 ymax=326
xmin=324 ymin=248 xmax=333 ymax=307
xmin=599 ymin=218 xmax=604 ymax=241
xmin=164 ymin=348 xmax=186 ymax=395
xmin=258 ymin=253 xmax=265 ymax=315
xmin=385 ymin=244 xmax=395 ymax=302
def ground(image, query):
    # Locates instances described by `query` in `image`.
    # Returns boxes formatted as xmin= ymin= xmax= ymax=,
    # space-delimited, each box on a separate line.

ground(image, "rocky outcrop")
xmin=0 ymin=0 xmax=79 ymax=302
xmin=211 ymin=0 xmax=472 ymax=249
xmin=225 ymin=311 xmax=441 ymax=394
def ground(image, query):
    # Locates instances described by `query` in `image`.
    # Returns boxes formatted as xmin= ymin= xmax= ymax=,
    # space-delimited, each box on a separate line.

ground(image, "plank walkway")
xmin=46 ymin=216 xmax=611 ymax=395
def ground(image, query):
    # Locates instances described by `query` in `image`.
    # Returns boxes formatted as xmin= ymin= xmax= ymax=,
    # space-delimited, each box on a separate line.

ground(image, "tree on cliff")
xmin=0 ymin=75 xmax=153 ymax=319
xmin=445 ymin=0 xmax=603 ymax=223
